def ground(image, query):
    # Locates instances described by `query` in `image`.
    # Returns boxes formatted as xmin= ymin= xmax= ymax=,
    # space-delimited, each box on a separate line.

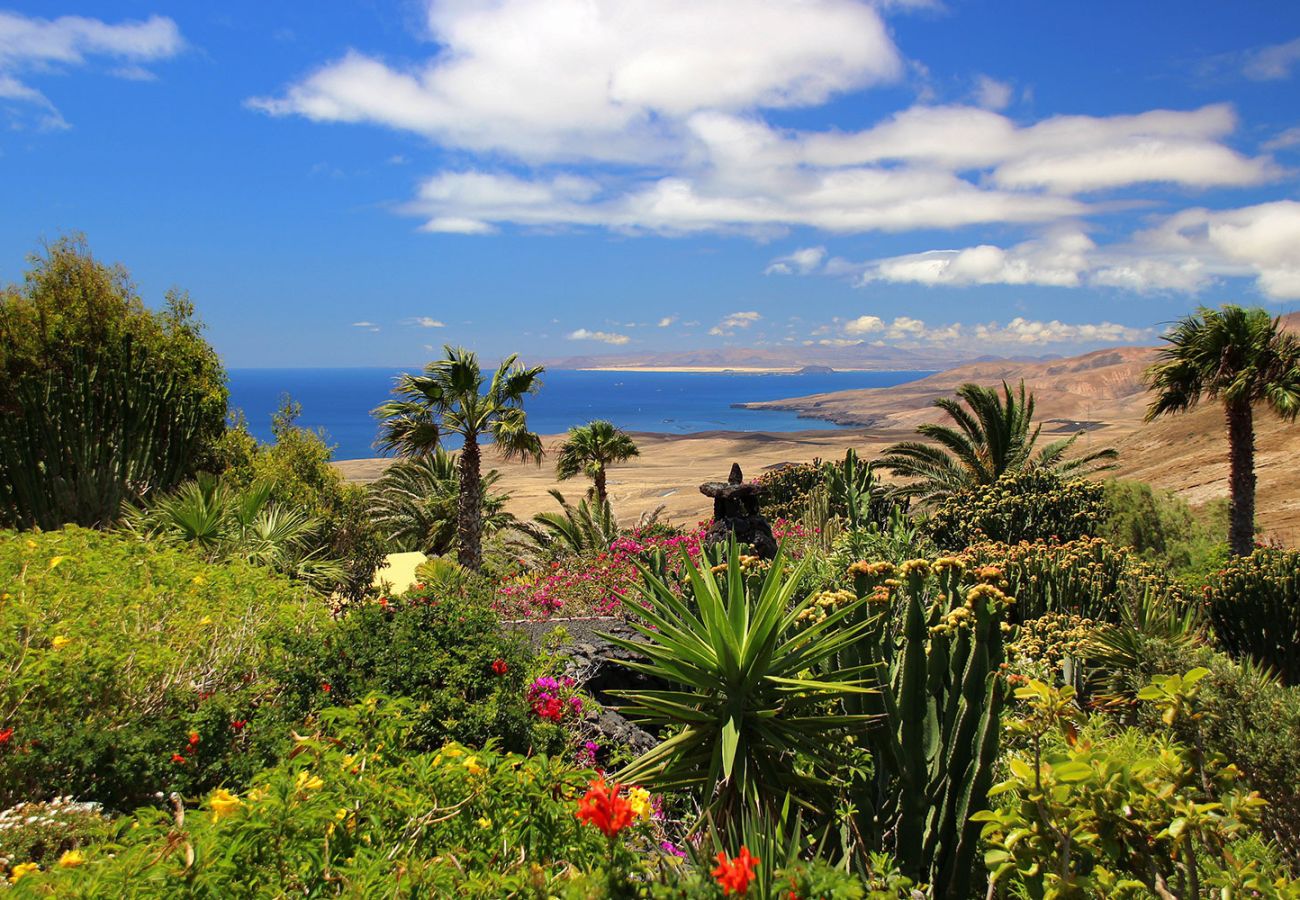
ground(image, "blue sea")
xmin=227 ymin=368 xmax=931 ymax=461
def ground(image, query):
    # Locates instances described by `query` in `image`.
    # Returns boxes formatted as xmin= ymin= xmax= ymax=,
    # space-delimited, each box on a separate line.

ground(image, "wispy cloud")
xmin=351 ymin=321 xmax=381 ymax=332
xmin=567 ymin=327 xmax=630 ymax=345
xmin=1242 ymin=36 xmax=1300 ymax=81
xmin=764 ymin=246 xmax=826 ymax=275
xmin=709 ymin=311 xmax=762 ymax=336
xmin=407 ymin=316 xmax=446 ymax=327
xmin=0 ymin=11 xmax=183 ymax=128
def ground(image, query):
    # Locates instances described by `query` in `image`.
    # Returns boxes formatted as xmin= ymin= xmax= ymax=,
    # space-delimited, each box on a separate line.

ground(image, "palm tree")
xmin=1145 ymin=305 xmax=1300 ymax=557
xmin=512 ymin=488 xmax=621 ymax=561
xmin=368 ymin=450 xmax=515 ymax=556
xmin=372 ymin=346 xmax=543 ymax=570
xmin=555 ymin=419 xmax=640 ymax=503
xmin=878 ymin=380 xmax=1117 ymax=504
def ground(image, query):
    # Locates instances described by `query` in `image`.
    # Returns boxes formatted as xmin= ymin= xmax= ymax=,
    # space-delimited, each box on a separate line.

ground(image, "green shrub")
xmin=924 ymin=469 xmax=1106 ymax=550
xmin=0 ymin=527 xmax=328 ymax=811
xmin=1205 ymin=548 xmax=1300 ymax=685
xmin=756 ymin=461 xmax=825 ymax=521
xmin=281 ymin=588 xmax=535 ymax=753
xmin=1100 ymin=479 xmax=1228 ymax=583
xmin=0 ymin=238 xmax=228 ymax=530
xmin=977 ymin=677 xmax=1296 ymax=897
xmin=0 ymin=798 xmax=114 ymax=872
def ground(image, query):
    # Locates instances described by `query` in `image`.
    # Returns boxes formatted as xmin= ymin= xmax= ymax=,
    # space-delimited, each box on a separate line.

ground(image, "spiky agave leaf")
xmin=605 ymin=539 xmax=879 ymax=824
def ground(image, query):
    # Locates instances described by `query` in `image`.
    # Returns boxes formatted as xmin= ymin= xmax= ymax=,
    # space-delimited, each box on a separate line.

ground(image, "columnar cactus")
xmin=843 ymin=556 xmax=1013 ymax=897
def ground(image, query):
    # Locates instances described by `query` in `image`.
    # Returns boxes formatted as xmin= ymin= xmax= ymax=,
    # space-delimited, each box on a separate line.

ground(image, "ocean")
xmin=227 ymin=368 xmax=931 ymax=461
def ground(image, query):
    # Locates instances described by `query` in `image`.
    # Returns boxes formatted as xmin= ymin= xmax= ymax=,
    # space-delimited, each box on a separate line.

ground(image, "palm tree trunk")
xmin=594 ymin=464 xmax=607 ymax=504
xmin=457 ymin=433 xmax=484 ymax=570
xmin=1225 ymin=398 xmax=1256 ymax=557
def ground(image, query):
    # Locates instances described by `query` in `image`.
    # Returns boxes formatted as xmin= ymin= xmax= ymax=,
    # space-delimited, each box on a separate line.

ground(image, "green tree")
xmin=1145 ymin=305 xmax=1300 ymax=557
xmin=372 ymin=346 xmax=543 ymax=570
xmin=0 ymin=236 xmax=228 ymax=528
xmin=878 ymin=380 xmax=1117 ymax=504
xmin=554 ymin=419 xmax=639 ymax=503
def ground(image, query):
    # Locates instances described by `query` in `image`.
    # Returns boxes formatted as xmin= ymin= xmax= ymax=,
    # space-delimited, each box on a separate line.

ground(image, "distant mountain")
xmin=547 ymin=343 xmax=1013 ymax=371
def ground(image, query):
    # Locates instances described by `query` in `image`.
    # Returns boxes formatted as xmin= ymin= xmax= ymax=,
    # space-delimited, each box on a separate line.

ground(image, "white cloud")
xmin=252 ymin=3 xmax=1283 ymax=238
xmin=764 ymin=246 xmax=827 ymax=275
xmin=657 ymin=316 xmax=677 ymax=327
xmin=1242 ymin=37 xmax=1300 ymax=81
xmin=1263 ymin=127 xmax=1300 ymax=152
xmin=568 ymin=328 xmax=631 ymax=345
xmin=351 ymin=321 xmax=377 ymax=327
xmin=709 ymin=310 xmax=762 ymax=335
xmin=0 ymin=11 xmax=183 ymax=127
xmin=408 ymin=316 xmax=445 ymax=327
xmin=861 ymin=230 xmax=1094 ymax=287
xmin=972 ymin=74 xmax=1012 ymax=111
xmin=844 ymin=315 xmax=885 ymax=334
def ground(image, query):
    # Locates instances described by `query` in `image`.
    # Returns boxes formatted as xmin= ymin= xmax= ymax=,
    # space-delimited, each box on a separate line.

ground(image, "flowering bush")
xmin=1205 ymin=548 xmax=1300 ymax=685
xmin=495 ymin=523 xmax=707 ymax=620
xmin=924 ymin=469 xmax=1107 ymax=551
xmin=0 ymin=798 xmax=112 ymax=872
xmin=0 ymin=527 xmax=328 ymax=811
xmin=527 ymin=676 xmax=584 ymax=723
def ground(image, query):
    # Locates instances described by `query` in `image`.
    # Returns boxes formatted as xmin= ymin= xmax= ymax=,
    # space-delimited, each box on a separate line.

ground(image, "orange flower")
xmin=712 ymin=846 xmax=759 ymax=896
xmin=574 ymin=778 xmax=635 ymax=838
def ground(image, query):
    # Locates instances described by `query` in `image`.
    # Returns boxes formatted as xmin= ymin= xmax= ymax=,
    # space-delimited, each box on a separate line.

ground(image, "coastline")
xmin=575 ymin=365 xmax=898 ymax=374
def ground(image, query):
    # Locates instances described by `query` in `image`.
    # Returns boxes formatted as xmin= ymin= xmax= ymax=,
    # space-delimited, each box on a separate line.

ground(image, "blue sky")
xmin=2 ymin=1 xmax=1298 ymax=367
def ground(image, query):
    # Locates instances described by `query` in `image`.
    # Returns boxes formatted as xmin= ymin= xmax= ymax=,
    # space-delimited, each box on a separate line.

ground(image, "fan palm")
xmin=368 ymin=450 xmax=514 ymax=555
xmin=554 ymin=420 xmax=639 ymax=503
xmin=372 ymin=346 xmax=543 ymax=570
xmin=878 ymin=380 xmax=1117 ymax=503
xmin=1145 ymin=305 xmax=1300 ymax=556
xmin=124 ymin=474 xmax=344 ymax=591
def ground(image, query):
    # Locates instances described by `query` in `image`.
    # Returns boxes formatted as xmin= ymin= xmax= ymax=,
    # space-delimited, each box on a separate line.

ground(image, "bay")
xmin=227 ymin=368 xmax=931 ymax=461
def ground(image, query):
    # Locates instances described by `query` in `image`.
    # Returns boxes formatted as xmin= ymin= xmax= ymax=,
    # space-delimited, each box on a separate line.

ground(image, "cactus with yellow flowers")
xmin=841 ymin=555 xmax=1012 ymax=897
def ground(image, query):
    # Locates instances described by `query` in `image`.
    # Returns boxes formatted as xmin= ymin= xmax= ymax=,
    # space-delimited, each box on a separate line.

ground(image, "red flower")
xmin=0 ymin=727 xmax=12 ymax=746
xmin=491 ymin=658 xmax=508 ymax=676
xmin=574 ymin=778 xmax=635 ymax=838
xmin=321 ymin=683 xmax=332 ymax=693
xmin=230 ymin=720 xmax=247 ymax=732
xmin=171 ymin=753 xmax=187 ymax=765
xmin=188 ymin=731 xmax=200 ymax=746
xmin=712 ymin=846 xmax=759 ymax=896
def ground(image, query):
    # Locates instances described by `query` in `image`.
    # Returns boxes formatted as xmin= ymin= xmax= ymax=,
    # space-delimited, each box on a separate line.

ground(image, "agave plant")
xmin=606 ymin=539 xmax=878 ymax=826
xmin=124 ymin=474 xmax=344 ymax=591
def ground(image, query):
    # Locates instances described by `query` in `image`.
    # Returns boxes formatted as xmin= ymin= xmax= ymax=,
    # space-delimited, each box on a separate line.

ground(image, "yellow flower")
xmin=48 ymin=555 xmax=67 ymax=570
xmin=626 ymin=787 xmax=653 ymax=820
xmin=209 ymin=788 xmax=243 ymax=822
xmin=192 ymin=575 xmax=206 ymax=585
xmin=199 ymin=616 xmax=213 ymax=626
xmin=295 ymin=770 xmax=324 ymax=792
xmin=51 ymin=635 xmax=71 ymax=650
xmin=477 ymin=816 xmax=492 ymax=829
xmin=463 ymin=755 xmax=486 ymax=776
xmin=58 ymin=850 xmax=86 ymax=868
xmin=441 ymin=745 xmax=464 ymax=758
xmin=9 ymin=862 xmax=39 ymax=883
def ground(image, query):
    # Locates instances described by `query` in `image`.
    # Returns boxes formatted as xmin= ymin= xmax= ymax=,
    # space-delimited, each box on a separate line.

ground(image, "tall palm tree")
xmin=554 ymin=419 xmax=640 ymax=503
xmin=372 ymin=346 xmax=543 ymax=570
xmin=368 ymin=450 xmax=514 ymax=556
xmin=1145 ymin=305 xmax=1300 ymax=557
xmin=878 ymin=380 xmax=1117 ymax=503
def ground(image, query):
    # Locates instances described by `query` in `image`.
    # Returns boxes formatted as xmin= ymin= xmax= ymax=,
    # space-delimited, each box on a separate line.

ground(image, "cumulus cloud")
xmin=765 ymin=246 xmax=827 ymax=275
xmin=657 ymin=316 xmax=677 ymax=327
xmin=1242 ymin=37 xmax=1300 ymax=81
xmin=408 ymin=316 xmax=445 ymax=327
xmin=844 ymin=315 xmax=885 ymax=334
xmin=709 ymin=311 xmax=762 ymax=335
xmin=827 ymin=315 xmax=1152 ymax=350
xmin=251 ymin=2 xmax=1280 ymax=237
xmin=568 ymin=328 xmax=631 ymax=345
xmin=0 ymin=11 xmax=183 ymax=127
xmin=860 ymin=230 xmax=1094 ymax=287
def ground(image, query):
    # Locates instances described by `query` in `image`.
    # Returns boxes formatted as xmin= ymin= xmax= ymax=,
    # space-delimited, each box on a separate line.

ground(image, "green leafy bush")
xmin=281 ymin=588 xmax=536 ymax=753
xmin=0 ymin=527 xmax=328 ymax=811
xmin=756 ymin=461 xmax=825 ymax=521
xmin=1205 ymin=548 xmax=1300 ymax=685
xmin=978 ymin=677 xmax=1296 ymax=897
xmin=0 ymin=238 xmax=228 ymax=529
xmin=0 ymin=798 xmax=114 ymax=872
xmin=925 ymin=469 xmax=1106 ymax=550
xmin=1100 ymin=479 xmax=1228 ymax=583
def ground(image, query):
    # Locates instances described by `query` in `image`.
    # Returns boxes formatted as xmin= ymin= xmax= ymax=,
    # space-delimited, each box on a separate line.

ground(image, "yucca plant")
xmin=606 ymin=539 xmax=879 ymax=827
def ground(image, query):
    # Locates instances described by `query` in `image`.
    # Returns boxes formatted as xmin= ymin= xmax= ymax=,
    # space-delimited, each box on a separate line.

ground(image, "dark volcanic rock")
xmin=699 ymin=463 xmax=778 ymax=558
